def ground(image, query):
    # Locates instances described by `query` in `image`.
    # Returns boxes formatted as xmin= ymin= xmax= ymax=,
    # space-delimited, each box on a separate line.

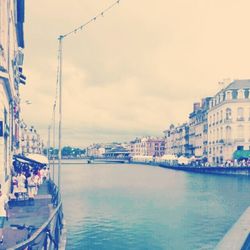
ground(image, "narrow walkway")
xmin=0 ymin=182 xmax=52 ymax=249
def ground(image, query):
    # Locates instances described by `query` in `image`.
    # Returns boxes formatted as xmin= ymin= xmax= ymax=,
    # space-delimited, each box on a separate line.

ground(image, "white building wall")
xmin=0 ymin=79 xmax=11 ymax=191
xmin=208 ymin=87 xmax=250 ymax=164
xmin=0 ymin=0 xmax=23 ymax=193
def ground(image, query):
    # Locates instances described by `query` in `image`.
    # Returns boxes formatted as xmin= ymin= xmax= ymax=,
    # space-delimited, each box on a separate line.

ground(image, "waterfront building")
xmin=103 ymin=145 xmax=130 ymax=158
xmin=86 ymin=144 xmax=103 ymax=157
xmin=163 ymin=123 xmax=190 ymax=157
xmin=129 ymin=138 xmax=141 ymax=156
xmin=188 ymin=97 xmax=211 ymax=159
xmin=207 ymin=80 xmax=250 ymax=164
xmin=19 ymin=121 xmax=44 ymax=154
xmin=129 ymin=137 xmax=165 ymax=157
xmin=86 ymin=142 xmax=127 ymax=157
xmin=0 ymin=0 xmax=25 ymax=191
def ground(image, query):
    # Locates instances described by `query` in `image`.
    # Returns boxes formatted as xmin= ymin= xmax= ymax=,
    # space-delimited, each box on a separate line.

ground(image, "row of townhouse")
xmin=0 ymin=0 xmax=26 ymax=192
xmin=164 ymin=80 xmax=250 ymax=164
xmin=163 ymin=123 xmax=190 ymax=157
xmin=129 ymin=137 xmax=165 ymax=157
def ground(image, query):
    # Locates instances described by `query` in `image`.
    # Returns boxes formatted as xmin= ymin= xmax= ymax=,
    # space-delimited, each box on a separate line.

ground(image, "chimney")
xmin=193 ymin=102 xmax=200 ymax=112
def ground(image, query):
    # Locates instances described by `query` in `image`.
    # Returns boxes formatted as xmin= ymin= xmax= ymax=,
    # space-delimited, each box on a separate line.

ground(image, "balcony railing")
xmin=236 ymin=117 xmax=244 ymax=121
xmin=234 ymin=138 xmax=245 ymax=143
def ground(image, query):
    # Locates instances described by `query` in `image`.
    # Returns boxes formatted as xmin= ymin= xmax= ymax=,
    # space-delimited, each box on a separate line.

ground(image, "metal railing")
xmin=8 ymin=181 xmax=64 ymax=250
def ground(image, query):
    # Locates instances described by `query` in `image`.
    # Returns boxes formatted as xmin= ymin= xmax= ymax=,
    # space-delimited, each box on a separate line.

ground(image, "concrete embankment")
xmin=158 ymin=164 xmax=250 ymax=176
xmin=215 ymin=207 xmax=250 ymax=250
xmin=132 ymin=161 xmax=250 ymax=176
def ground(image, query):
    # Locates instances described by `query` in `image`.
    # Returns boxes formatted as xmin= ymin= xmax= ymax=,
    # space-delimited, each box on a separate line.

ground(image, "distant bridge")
xmin=53 ymin=157 xmax=131 ymax=164
xmin=85 ymin=156 xmax=131 ymax=164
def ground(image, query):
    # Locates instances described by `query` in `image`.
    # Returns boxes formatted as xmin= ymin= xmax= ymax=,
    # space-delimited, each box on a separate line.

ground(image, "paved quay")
xmin=216 ymin=207 xmax=250 ymax=250
xmin=0 ymin=183 xmax=52 ymax=249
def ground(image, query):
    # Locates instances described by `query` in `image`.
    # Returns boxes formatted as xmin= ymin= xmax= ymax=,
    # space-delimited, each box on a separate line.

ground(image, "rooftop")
xmin=225 ymin=79 xmax=250 ymax=90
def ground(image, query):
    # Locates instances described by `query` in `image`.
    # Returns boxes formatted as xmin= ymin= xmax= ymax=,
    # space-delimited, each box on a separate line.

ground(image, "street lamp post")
xmin=55 ymin=0 xmax=121 ymax=193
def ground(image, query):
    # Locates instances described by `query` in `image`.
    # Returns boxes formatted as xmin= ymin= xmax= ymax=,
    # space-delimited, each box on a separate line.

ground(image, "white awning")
xmin=25 ymin=154 xmax=49 ymax=164
xmin=178 ymin=156 xmax=189 ymax=165
xmin=161 ymin=154 xmax=177 ymax=160
xmin=15 ymin=157 xmax=30 ymax=164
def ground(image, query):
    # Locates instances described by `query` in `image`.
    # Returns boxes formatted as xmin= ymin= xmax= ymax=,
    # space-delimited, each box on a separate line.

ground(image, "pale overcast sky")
xmin=20 ymin=0 xmax=250 ymax=147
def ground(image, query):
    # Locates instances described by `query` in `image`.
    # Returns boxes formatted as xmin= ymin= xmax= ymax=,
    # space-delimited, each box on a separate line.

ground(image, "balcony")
xmin=218 ymin=139 xmax=224 ymax=144
xmin=224 ymin=139 xmax=233 ymax=145
xmin=235 ymin=138 xmax=245 ymax=143
xmin=236 ymin=117 xmax=244 ymax=122
xmin=224 ymin=118 xmax=232 ymax=123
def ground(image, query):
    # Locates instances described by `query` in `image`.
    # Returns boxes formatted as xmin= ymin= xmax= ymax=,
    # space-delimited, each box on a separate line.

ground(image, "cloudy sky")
xmin=20 ymin=0 xmax=250 ymax=147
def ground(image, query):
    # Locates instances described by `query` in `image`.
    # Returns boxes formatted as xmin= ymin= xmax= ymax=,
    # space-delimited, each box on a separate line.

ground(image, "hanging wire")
xmin=62 ymin=0 xmax=121 ymax=38
xmin=52 ymin=0 xmax=121 ymax=112
xmin=51 ymin=0 xmax=121 ymax=120
xmin=50 ymin=0 xmax=121 ymax=154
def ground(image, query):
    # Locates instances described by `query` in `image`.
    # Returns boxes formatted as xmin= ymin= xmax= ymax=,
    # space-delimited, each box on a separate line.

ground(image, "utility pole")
xmin=58 ymin=35 xmax=63 ymax=191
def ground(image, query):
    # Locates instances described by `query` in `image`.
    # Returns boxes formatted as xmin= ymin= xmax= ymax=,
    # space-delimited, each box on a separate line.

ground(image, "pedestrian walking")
xmin=27 ymin=174 xmax=36 ymax=198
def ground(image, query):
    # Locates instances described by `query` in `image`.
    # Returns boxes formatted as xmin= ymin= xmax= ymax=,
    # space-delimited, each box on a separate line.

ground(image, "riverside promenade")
xmin=131 ymin=160 xmax=250 ymax=176
xmin=0 ymin=181 xmax=63 ymax=249
xmin=158 ymin=164 xmax=250 ymax=176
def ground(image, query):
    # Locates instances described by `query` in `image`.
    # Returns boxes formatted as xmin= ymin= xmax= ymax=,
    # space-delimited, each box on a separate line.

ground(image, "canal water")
xmin=59 ymin=163 xmax=250 ymax=250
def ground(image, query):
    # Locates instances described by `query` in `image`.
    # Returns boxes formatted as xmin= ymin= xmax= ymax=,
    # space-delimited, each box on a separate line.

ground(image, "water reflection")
xmin=59 ymin=163 xmax=250 ymax=250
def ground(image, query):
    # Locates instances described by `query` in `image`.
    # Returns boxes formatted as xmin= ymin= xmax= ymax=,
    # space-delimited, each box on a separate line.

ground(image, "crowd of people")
xmin=0 ymin=159 xmax=50 ymax=244
xmin=12 ymin=160 xmax=50 ymax=199
xmin=188 ymin=159 xmax=250 ymax=167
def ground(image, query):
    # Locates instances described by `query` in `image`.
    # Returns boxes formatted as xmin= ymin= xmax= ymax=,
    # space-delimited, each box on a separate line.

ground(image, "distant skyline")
xmin=20 ymin=0 xmax=250 ymax=147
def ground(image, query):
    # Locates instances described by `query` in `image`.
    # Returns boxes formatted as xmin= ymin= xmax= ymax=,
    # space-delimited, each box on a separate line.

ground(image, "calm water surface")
xmin=59 ymin=163 xmax=250 ymax=250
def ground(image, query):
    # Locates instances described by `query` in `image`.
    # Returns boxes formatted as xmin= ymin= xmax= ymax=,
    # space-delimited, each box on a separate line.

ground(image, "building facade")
xmin=0 ymin=0 xmax=25 ymax=191
xmin=188 ymin=97 xmax=211 ymax=159
xmin=207 ymin=80 xmax=250 ymax=164
xmin=163 ymin=123 xmax=190 ymax=157
xmin=19 ymin=121 xmax=44 ymax=155
xmin=129 ymin=137 xmax=165 ymax=157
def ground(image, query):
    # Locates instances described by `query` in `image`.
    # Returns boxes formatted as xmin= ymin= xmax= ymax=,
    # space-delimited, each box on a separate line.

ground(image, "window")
xmin=244 ymin=89 xmax=250 ymax=99
xmin=237 ymin=125 xmax=244 ymax=140
xmin=220 ymin=110 xmax=223 ymax=121
xmin=226 ymin=126 xmax=232 ymax=141
xmin=3 ymin=108 xmax=8 ymax=182
xmin=232 ymin=90 xmax=238 ymax=100
xmin=237 ymin=107 xmax=244 ymax=121
xmin=225 ymin=108 xmax=232 ymax=121
xmin=222 ymin=92 xmax=226 ymax=101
